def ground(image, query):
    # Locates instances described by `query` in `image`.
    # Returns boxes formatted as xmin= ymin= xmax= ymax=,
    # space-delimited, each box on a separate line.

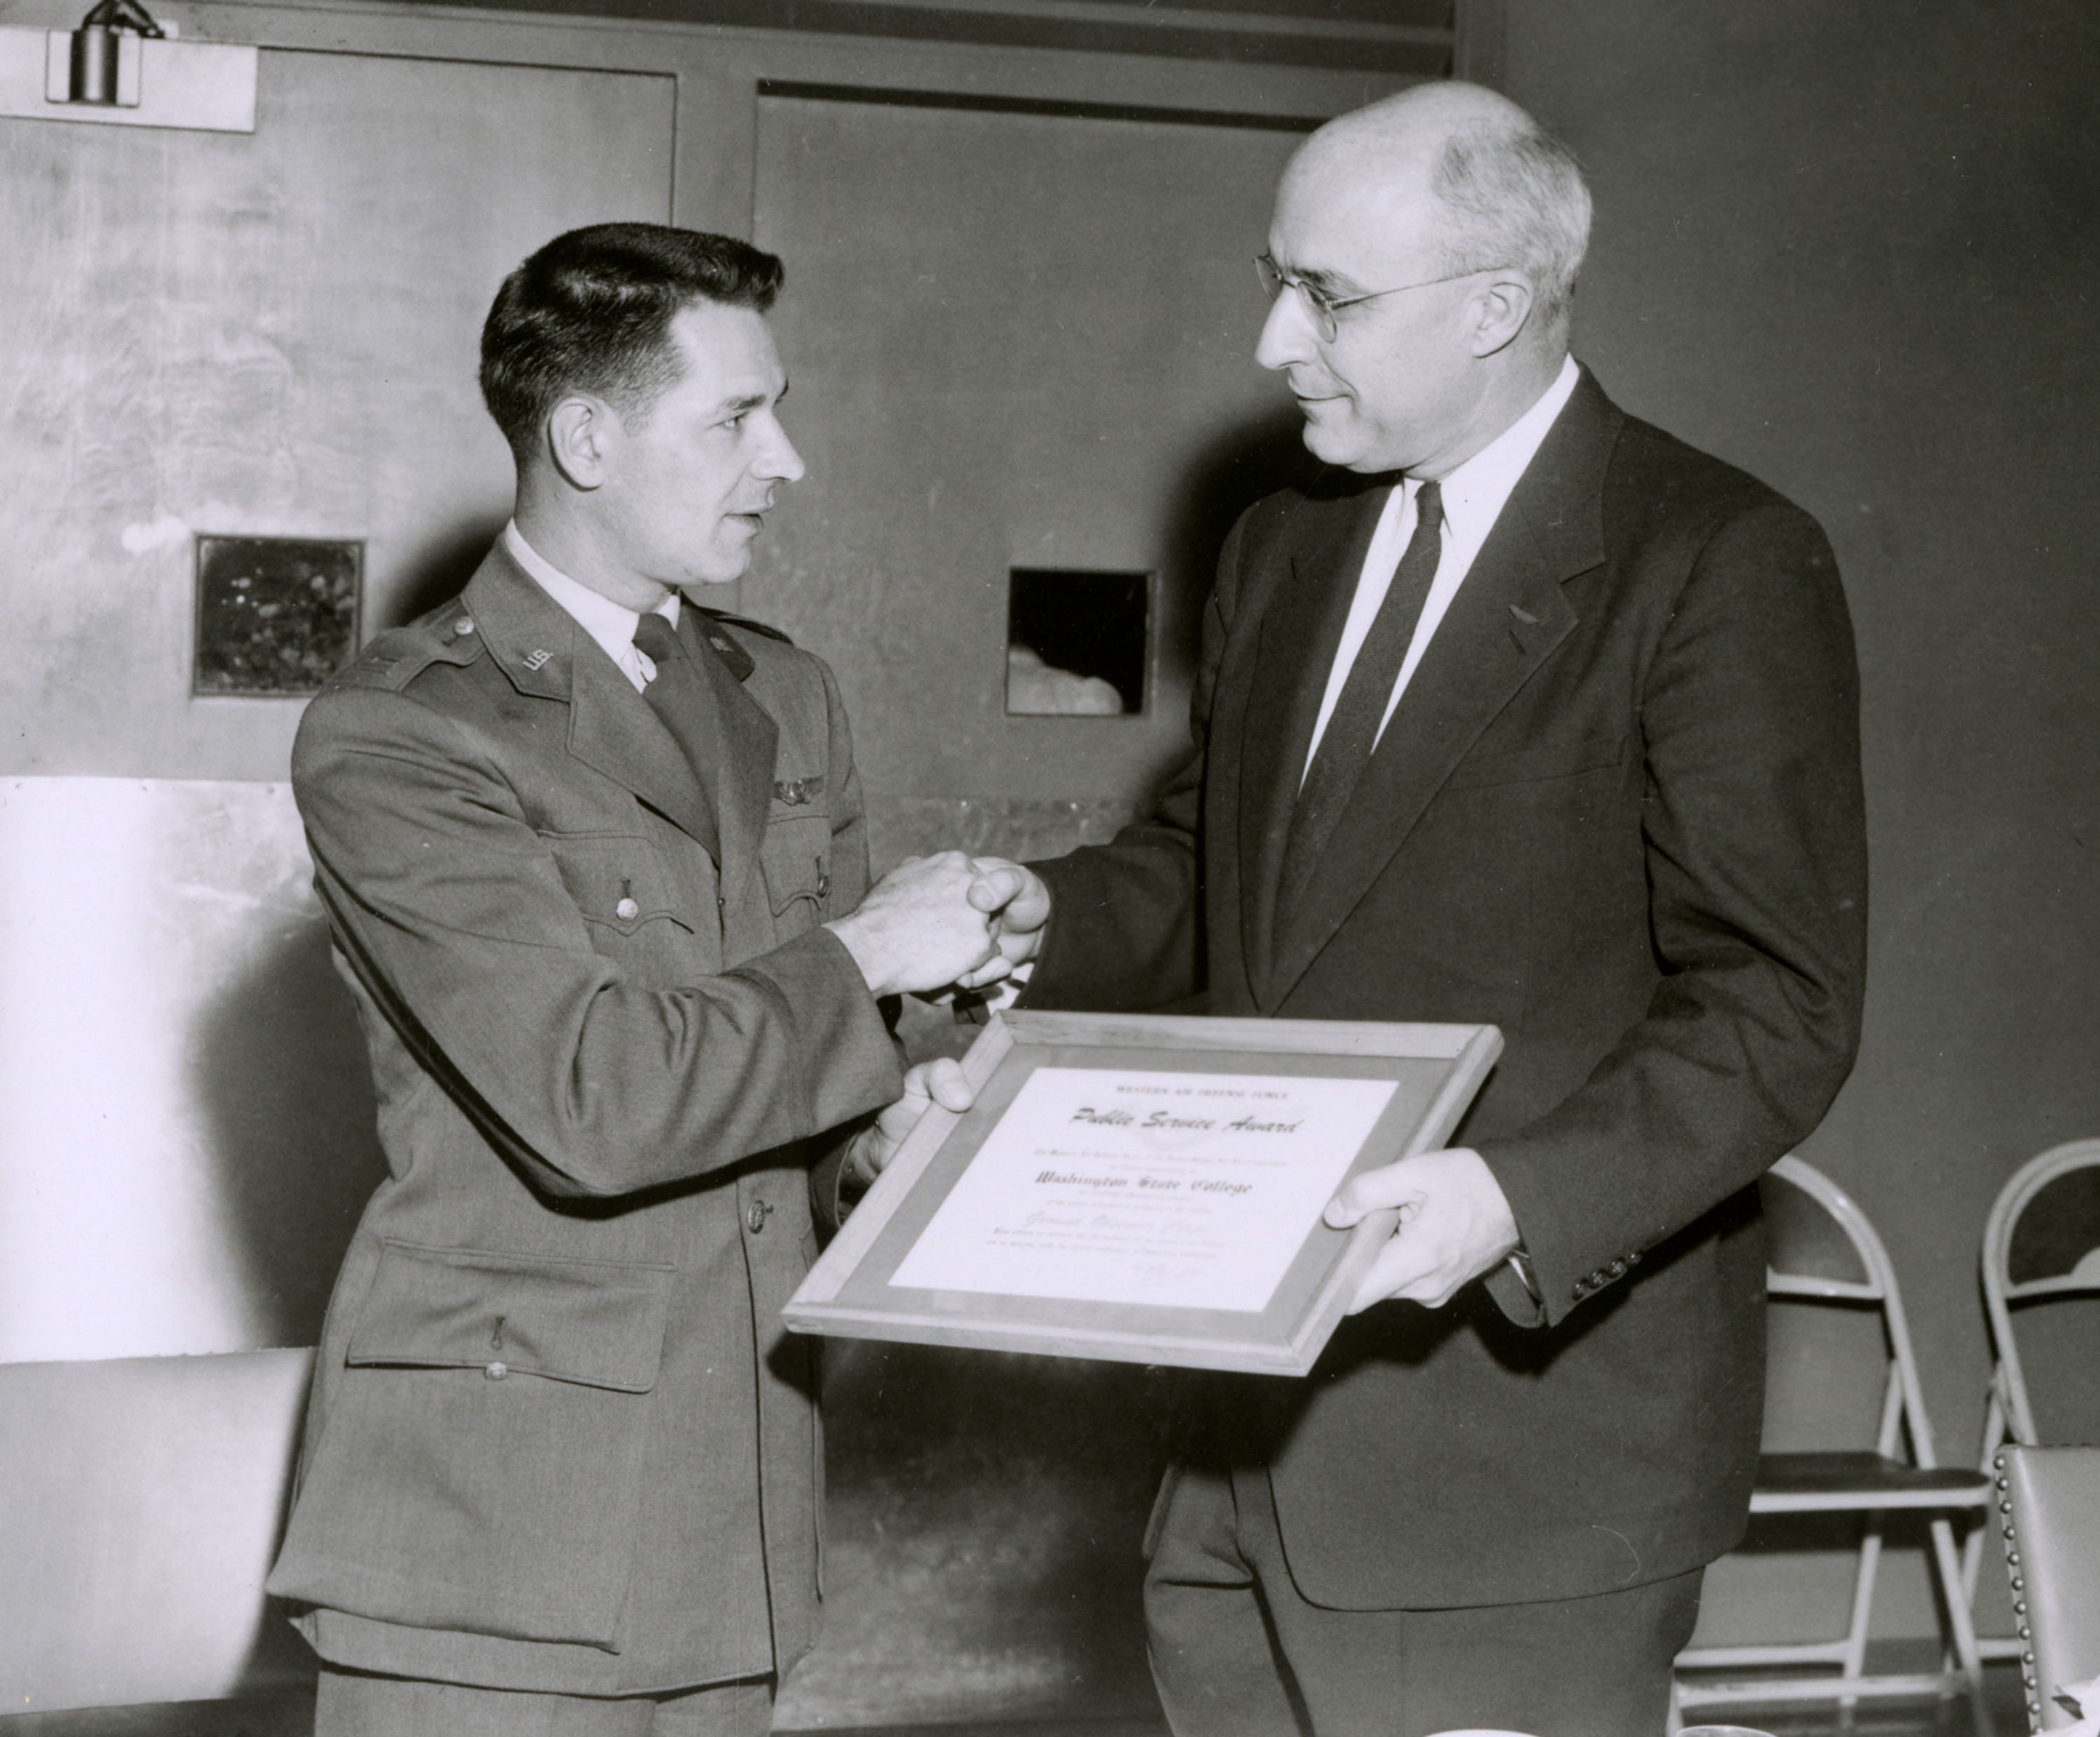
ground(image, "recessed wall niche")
xmin=1006 ymin=568 xmax=1150 ymax=717
xmin=193 ymin=535 xmax=362 ymax=697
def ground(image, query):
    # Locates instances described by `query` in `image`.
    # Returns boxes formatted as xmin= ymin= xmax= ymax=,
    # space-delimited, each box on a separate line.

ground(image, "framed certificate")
xmin=784 ymin=1011 xmax=1501 ymax=1375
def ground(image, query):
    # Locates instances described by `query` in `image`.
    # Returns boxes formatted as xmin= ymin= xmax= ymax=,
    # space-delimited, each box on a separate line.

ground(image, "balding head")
xmin=1286 ymin=83 xmax=1591 ymax=334
xmin=1255 ymin=83 xmax=1589 ymax=476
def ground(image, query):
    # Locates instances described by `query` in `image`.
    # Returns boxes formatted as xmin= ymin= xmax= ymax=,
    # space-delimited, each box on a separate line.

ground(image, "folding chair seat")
xmin=1991 ymin=1443 xmax=2100 ymax=1732
xmin=1968 ymin=1140 xmax=2100 ymax=1665
xmin=1675 ymin=1155 xmax=1994 ymax=1734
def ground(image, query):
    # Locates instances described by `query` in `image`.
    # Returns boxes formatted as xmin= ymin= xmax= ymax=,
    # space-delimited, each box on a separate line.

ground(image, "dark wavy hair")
xmin=478 ymin=223 xmax=785 ymax=460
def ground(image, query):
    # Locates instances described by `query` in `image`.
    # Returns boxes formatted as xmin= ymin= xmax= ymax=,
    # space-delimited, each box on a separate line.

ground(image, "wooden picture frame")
xmin=785 ymin=1010 xmax=1501 ymax=1375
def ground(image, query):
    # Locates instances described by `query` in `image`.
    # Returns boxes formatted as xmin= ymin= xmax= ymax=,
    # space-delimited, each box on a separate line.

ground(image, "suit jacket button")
xmin=485 ymin=1361 xmax=508 ymax=1380
xmin=452 ymin=617 xmax=475 ymax=636
xmin=746 ymin=1202 xmax=769 ymax=1234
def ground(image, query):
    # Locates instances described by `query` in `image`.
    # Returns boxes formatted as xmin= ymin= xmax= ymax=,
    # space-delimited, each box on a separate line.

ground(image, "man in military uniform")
xmin=268 ymin=223 xmax=1017 ymax=1737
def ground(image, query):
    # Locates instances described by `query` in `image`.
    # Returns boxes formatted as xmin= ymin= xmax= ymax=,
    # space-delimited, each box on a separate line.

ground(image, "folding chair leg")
xmin=1839 ymin=1515 xmax=1886 ymax=1702
xmin=1964 ymin=1388 xmax=2008 ymax=1604
xmin=1928 ymin=1514 xmax=1994 ymax=1737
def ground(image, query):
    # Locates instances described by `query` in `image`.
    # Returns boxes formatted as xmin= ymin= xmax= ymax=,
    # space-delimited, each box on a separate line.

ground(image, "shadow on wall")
xmin=385 ymin=513 xmax=512 ymax=630
xmin=789 ymin=1342 xmax=1175 ymax=1729
xmin=193 ymin=918 xmax=386 ymax=1349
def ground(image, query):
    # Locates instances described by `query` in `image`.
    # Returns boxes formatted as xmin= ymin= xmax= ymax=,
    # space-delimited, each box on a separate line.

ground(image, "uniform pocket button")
xmin=746 ymin=1202 xmax=770 ymax=1234
xmin=485 ymin=1361 xmax=509 ymax=1380
xmin=615 ymin=897 xmax=640 ymax=920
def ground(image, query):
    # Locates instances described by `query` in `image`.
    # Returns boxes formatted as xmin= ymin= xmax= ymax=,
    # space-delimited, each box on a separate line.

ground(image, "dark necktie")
xmin=1275 ymin=479 xmax=1443 ymax=922
xmin=632 ymin=610 xmax=721 ymax=861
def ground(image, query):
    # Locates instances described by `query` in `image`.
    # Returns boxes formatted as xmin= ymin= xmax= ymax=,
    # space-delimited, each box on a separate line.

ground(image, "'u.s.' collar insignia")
xmin=773 ymin=777 xmax=823 ymax=807
xmin=522 ymin=649 xmax=552 ymax=671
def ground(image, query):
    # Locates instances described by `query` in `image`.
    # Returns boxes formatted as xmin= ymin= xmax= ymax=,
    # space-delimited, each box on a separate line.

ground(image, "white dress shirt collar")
xmin=1302 ymin=356 xmax=1582 ymax=777
xmin=501 ymin=521 xmax=679 ymax=693
xmin=1433 ymin=353 xmax=1581 ymax=556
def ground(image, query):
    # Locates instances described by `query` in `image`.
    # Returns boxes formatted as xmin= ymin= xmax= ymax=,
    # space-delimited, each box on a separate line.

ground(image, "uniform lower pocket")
xmin=269 ymin=1242 xmax=673 ymax=1651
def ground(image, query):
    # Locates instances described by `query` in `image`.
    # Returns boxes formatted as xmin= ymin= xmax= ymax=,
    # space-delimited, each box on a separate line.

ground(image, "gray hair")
xmin=1430 ymin=119 xmax=1592 ymax=331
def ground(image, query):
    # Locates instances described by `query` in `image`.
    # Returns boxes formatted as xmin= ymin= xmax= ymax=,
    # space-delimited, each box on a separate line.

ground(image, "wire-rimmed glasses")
xmin=1255 ymin=253 xmax=1506 ymax=343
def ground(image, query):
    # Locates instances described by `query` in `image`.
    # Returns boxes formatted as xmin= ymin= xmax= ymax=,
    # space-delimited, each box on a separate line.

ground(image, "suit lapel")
xmin=679 ymin=608 xmax=777 ymax=907
xmin=1264 ymin=372 xmax=1622 ymax=1005
xmin=1236 ymin=481 xmax=1393 ymax=999
xmin=463 ymin=549 xmax=722 ymax=859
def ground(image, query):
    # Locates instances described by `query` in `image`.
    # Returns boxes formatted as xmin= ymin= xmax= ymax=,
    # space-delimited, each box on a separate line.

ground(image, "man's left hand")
xmin=846 ymin=1058 xmax=974 ymax=1186
xmin=1322 ymin=1147 xmax=1521 ymax=1313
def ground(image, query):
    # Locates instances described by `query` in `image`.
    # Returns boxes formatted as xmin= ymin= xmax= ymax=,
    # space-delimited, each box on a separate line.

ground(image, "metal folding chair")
xmin=1675 ymin=1155 xmax=1995 ymax=1734
xmin=1968 ymin=1140 xmax=2100 ymax=1667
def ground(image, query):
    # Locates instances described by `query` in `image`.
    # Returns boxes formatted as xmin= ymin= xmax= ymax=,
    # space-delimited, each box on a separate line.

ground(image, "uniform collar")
xmin=502 ymin=521 xmax=680 ymax=679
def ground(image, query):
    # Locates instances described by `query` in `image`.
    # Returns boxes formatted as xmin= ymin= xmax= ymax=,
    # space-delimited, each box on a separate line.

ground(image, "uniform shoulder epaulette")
xmin=324 ymin=599 xmax=485 ymax=693
xmin=693 ymin=606 xmax=794 ymax=646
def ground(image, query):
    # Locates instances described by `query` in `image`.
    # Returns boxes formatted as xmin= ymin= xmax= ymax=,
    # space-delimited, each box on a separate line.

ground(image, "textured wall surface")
xmin=0 ymin=47 xmax=672 ymax=782
xmin=749 ymin=92 xmax=1315 ymax=811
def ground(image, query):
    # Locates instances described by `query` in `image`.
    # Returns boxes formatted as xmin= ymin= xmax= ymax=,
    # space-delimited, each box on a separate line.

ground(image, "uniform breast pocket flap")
xmin=760 ymin=812 xmax=832 ymax=919
xmin=542 ymin=833 xmax=693 ymax=939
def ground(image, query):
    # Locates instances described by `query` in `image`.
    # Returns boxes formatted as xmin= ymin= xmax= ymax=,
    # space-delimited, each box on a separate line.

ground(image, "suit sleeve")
xmin=1020 ymin=518 xmax=1250 ymax=1011
xmin=1478 ymin=499 xmax=1869 ymax=1327
xmin=292 ymin=678 xmax=904 ymax=1204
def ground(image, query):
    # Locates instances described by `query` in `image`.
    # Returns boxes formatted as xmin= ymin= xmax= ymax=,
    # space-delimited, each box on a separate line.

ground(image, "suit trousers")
xmin=1144 ymin=1463 xmax=1701 ymax=1737
xmin=314 ymin=1666 xmax=773 ymax=1737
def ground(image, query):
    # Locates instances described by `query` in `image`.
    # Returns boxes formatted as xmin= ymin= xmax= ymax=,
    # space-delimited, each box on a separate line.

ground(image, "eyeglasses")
xmin=1255 ymin=254 xmax=1504 ymax=343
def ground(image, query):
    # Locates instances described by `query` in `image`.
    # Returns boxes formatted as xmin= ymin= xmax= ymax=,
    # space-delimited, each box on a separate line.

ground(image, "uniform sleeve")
xmin=1477 ymin=499 xmax=1869 ymax=1326
xmin=293 ymin=679 xmax=904 ymax=1204
xmin=802 ymin=652 xmax=906 ymax=1232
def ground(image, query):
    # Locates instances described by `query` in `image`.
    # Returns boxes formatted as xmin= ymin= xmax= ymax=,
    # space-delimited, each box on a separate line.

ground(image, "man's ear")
xmin=545 ymin=395 xmax=616 ymax=491
xmin=1467 ymin=272 xmax=1537 ymax=359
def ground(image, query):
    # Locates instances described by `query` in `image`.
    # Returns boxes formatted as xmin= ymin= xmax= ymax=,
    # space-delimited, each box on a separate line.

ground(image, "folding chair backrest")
xmin=1761 ymin=1155 xmax=1940 ymax=1469
xmin=1983 ymin=1141 xmax=2100 ymax=1448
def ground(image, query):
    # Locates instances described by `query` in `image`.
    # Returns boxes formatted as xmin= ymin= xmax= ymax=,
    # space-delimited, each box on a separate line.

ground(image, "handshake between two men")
xmin=824 ymin=849 xmax=1048 ymax=1004
xmin=820 ymin=849 xmax=1522 ymax=1318
xmin=823 ymin=850 xmax=1050 ymax=1185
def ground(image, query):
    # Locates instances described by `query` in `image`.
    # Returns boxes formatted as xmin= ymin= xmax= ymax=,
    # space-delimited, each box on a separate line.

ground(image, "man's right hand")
xmin=826 ymin=851 xmax=1023 ymax=998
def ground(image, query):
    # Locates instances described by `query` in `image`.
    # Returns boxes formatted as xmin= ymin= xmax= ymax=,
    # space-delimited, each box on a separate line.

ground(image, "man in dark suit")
xmin=985 ymin=83 xmax=1868 ymax=1734
xmin=267 ymin=225 xmax=1020 ymax=1737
